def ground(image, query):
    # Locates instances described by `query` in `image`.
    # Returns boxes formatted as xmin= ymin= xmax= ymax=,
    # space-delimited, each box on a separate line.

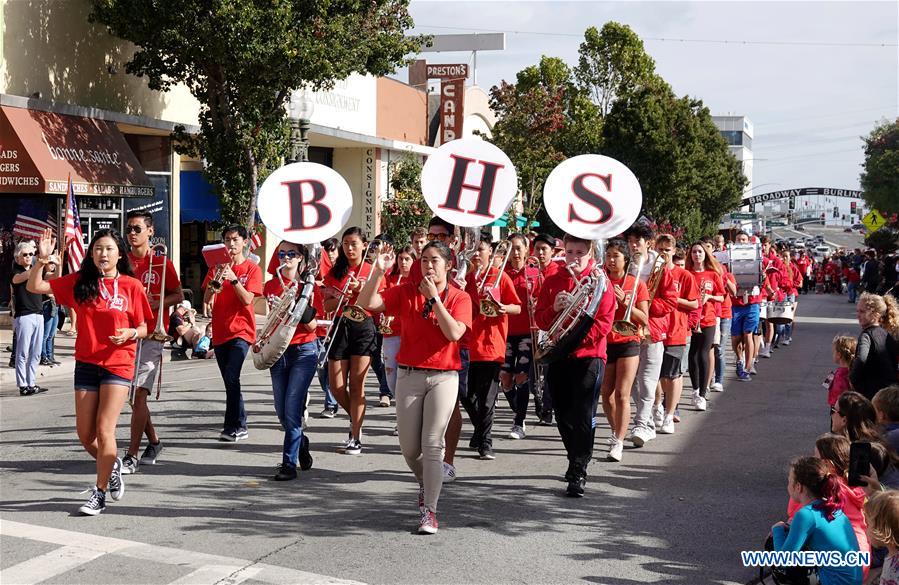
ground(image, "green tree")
xmin=487 ymin=56 xmax=601 ymax=235
xmin=575 ymin=22 xmax=660 ymax=116
xmin=601 ymin=84 xmax=746 ymax=239
xmin=865 ymin=227 xmax=899 ymax=255
xmin=381 ymin=155 xmax=427 ymax=245
xmin=89 ymin=0 xmax=422 ymax=226
xmin=860 ymin=118 xmax=899 ymax=216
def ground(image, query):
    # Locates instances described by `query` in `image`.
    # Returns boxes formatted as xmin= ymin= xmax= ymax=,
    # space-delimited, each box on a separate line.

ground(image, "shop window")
xmin=124 ymin=135 xmax=172 ymax=172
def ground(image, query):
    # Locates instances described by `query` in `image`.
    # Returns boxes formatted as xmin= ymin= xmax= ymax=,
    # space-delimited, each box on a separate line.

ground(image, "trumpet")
xmin=377 ymin=273 xmax=402 ymax=335
xmin=642 ymin=251 xmax=668 ymax=342
xmin=611 ymin=252 xmax=646 ymax=337
xmin=208 ymin=264 xmax=228 ymax=292
xmin=478 ymin=240 xmax=512 ymax=317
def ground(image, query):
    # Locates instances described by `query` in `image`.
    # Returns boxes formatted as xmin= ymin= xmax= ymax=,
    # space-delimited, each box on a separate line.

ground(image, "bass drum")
xmin=758 ymin=300 xmax=768 ymax=320
xmin=768 ymin=302 xmax=795 ymax=325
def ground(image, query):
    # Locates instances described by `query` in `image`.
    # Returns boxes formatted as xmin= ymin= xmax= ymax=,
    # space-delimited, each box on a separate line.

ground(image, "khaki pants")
xmin=395 ymin=367 xmax=458 ymax=514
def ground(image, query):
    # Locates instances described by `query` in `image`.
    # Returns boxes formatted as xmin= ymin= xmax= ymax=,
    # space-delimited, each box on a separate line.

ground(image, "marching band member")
xmin=28 ymin=227 xmax=151 ymax=516
xmin=531 ymin=232 xmax=562 ymax=420
xmin=730 ymin=231 xmax=762 ymax=382
xmin=203 ymin=225 xmax=263 ymax=442
xmin=601 ymin=239 xmax=648 ymax=462
xmin=686 ymin=242 xmax=725 ymax=411
xmin=777 ymin=245 xmax=802 ymax=345
xmin=381 ymin=245 xmax=416 ymax=402
xmin=655 ymin=236 xmax=698 ymax=435
xmin=316 ymin=238 xmax=340 ymax=419
xmin=322 ymin=226 xmax=383 ymax=455
xmin=467 ymin=234 xmax=521 ymax=459
xmin=623 ymin=224 xmax=677 ymax=448
xmin=359 ymin=240 xmax=472 ymax=534
xmin=759 ymin=236 xmax=784 ymax=357
xmin=712 ymin=253 xmax=737 ymax=393
xmin=497 ymin=234 xmax=533 ymax=440
xmin=535 ymin=234 xmax=615 ymax=497
xmin=123 ymin=210 xmax=183 ymax=474
xmin=263 ymin=241 xmax=320 ymax=481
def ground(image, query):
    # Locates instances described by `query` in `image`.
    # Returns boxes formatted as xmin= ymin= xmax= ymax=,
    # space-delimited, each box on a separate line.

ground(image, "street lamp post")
xmin=288 ymin=90 xmax=315 ymax=163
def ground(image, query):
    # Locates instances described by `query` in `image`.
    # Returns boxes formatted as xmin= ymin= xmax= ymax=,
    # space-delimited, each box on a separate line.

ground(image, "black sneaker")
xmin=108 ymin=457 xmax=125 ymax=501
xmin=141 ymin=441 xmax=163 ymax=465
xmin=479 ymin=447 xmax=496 ymax=460
xmin=319 ymin=407 xmax=338 ymax=419
xmin=344 ymin=439 xmax=362 ymax=455
xmin=40 ymin=357 xmax=52 ymax=366
xmin=235 ymin=428 xmax=249 ymax=441
xmin=78 ymin=486 xmax=106 ymax=516
xmin=274 ymin=464 xmax=297 ymax=481
xmin=566 ymin=476 xmax=586 ymax=498
xmin=121 ymin=453 xmax=139 ymax=475
xmin=19 ymin=386 xmax=36 ymax=396
xmin=299 ymin=438 xmax=314 ymax=471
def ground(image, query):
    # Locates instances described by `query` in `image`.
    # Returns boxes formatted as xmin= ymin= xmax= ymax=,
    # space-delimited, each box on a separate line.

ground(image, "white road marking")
xmin=794 ymin=316 xmax=857 ymax=325
xmin=0 ymin=519 xmax=365 ymax=585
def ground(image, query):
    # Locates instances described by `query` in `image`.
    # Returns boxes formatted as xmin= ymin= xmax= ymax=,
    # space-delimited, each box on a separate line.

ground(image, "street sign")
xmin=766 ymin=220 xmax=787 ymax=227
xmin=862 ymin=209 xmax=886 ymax=232
xmin=731 ymin=212 xmax=757 ymax=220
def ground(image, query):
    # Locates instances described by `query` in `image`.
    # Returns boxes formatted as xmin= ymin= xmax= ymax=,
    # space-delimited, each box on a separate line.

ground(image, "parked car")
xmin=814 ymin=245 xmax=831 ymax=260
xmin=851 ymin=223 xmax=864 ymax=229
xmin=794 ymin=242 xmax=806 ymax=250
xmin=794 ymin=225 xmax=806 ymax=232
xmin=844 ymin=228 xmax=853 ymax=233
xmin=788 ymin=237 xmax=796 ymax=245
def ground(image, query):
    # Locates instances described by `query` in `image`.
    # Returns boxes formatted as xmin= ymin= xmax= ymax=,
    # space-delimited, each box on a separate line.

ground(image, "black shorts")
xmin=606 ymin=341 xmax=640 ymax=363
xmin=328 ymin=316 xmax=378 ymax=360
xmin=74 ymin=361 xmax=132 ymax=391
xmin=500 ymin=335 xmax=533 ymax=375
xmin=659 ymin=345 xmax=686 ymax=379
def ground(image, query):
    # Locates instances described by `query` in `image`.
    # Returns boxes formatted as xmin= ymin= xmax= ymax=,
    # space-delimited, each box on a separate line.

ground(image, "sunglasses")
xmin=124 ymin=225 xmax=144 ymax=234
xmin=830 ymin=406 xmax=844 ymax=416
xmin=21 ymin=252 xmax=35 ymax=257
xmin=277 ymin=250 xmax=302 ymax=260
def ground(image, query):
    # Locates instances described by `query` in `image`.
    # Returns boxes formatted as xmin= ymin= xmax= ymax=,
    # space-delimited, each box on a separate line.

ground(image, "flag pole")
xmin=59 ymin=174 xmax=71 ymax=271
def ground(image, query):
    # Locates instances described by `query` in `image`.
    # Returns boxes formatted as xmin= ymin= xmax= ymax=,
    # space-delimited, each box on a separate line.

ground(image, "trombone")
xmin=611 ymin=252 xmax=646 ymax=337
xmin=130 ymin=243 xmax=174 ymax=406
xmin=477 ymin=240 xmax=512 ymax=317
xmin=642 ymin=251 xmax=669 ymax=342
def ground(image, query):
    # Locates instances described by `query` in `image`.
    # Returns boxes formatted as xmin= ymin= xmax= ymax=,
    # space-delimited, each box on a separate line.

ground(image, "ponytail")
xmin=791 ymin=456 xmax=844 ymax=521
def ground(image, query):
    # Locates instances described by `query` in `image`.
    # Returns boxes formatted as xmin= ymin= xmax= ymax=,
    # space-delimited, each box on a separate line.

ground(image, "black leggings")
xmin=688 ymin=325 xmax=716 ymax=397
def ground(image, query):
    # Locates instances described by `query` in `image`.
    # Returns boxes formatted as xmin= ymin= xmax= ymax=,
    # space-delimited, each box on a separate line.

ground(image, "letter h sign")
xmin=439 ymin=154 xmax=505 ymax=218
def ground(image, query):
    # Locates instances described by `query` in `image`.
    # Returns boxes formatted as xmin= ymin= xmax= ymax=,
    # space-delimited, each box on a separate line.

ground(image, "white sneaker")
xmin=631 ymin=427 xmax=655 ymax=448
xmin=653 ymin=404 xmax=664 ymax=427
xmin=606 ymin=435 xmax=617 ymax=446
xmin=750 ymin=365 xmax=758 ymax=375
xmin=659 ymin=415 xmax=675 ymax=434
xmin=783 ymin=338 xmax=792 ymax=346
xmin=693 ymin=395 xmax=707 ymax=411
xmin=760 ymin=347 xmax=771 ymax=358
xmin=442 ymin=462 xmax=457 ymax=483
xmin=710 ymin=382 xmax=724 ymax=393
xmin=608 ymin=439 xmax=623 ymax=462
xmin=509 ymin=424 xmax=526 ymax=440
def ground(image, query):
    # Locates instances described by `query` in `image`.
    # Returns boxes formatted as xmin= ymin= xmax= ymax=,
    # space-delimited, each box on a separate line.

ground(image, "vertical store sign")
xmin=427 ymin=64 xmax=469 ymax=144
xmin=362 ymin=148 xmax=377 ymax=236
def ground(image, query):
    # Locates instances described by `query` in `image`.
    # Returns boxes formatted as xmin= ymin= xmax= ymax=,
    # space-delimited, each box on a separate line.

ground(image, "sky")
xmin=404 ymin=0 xmax=899 ymax=195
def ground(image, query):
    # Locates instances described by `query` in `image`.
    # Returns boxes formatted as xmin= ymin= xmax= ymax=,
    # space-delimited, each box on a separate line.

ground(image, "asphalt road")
xmin=771 ymin=225 xmax=866 ymax=251
xmin=0 ymin=292 xmax=859 ymax=585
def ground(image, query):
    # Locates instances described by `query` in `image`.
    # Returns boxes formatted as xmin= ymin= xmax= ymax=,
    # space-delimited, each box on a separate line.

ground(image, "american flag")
xmin=13 ymin=201 xmax=56 ymax=241
xmin=63 ymin=176 xmax=85 ymax=273
xmin=249 ymin=227 xmax=263 ymax=251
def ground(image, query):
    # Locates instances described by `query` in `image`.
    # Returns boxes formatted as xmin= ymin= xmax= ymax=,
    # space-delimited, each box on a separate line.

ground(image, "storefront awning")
xmin=492 ymin=212 xmax=539 ymax=229
xmin=0 ymin=105 xmax=154 ymax=197
xmin=180 ymin=170 xmax=221 ymax=222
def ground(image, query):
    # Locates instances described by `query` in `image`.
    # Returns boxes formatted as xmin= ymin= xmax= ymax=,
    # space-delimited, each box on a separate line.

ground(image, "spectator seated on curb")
xmin=192 ymin=324 xmax=214 ymax=360
xmin=168 ymin=300 xmax=202 ymax=360
xmin=874 ymin=385 xmax=899 ymax=454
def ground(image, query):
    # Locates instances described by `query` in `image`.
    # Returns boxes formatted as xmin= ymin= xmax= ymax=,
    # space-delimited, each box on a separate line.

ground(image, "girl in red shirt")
xmin=358 ymin=241 xmax=472 ymax=535
xmin=601 ymin=239 xmax=648 ymax=463
xmin=262 ymin=241 xmax=321 ymax=481
xmin=28 ymin=227 xmax=151 ymax=516
xmin=466 ymin=236 xmax=521 ymax=459
xmin=380 ymin=245 xmax=415 ymax=401
xmin=535 ymin=234 xmax=615 ymax=497
xmin=322 ymin=227 xmax=383 ymax=455
xmin=686 ymin=242 xmax=725 ymax=411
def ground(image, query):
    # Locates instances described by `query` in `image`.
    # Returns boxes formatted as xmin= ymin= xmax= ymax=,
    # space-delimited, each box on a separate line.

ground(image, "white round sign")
xmin=420 ymin=138 xmax=518 ymax=228
xmin=543 ymin=154 xmax=642 ymax=240
xmin=257 ymin=162 xmax=353 ymax=245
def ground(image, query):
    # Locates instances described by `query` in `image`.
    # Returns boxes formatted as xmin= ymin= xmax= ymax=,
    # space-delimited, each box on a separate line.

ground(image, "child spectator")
xmin=874 ymin=385 xmax=899 ymax=454
xmin=825 ymin=335 xmax=857 ymax=410
xmin=864 ymin=491 xmax=899 ymax=584
xmin=193 ymin=324 xmax=214 ymax=360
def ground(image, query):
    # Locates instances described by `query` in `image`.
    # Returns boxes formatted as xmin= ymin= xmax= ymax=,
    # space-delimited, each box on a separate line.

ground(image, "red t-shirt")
xmin=541 ymin=259 xmax=563 ymax=280
xmin=503 ymin=264 xmax=540 ymax=337
xmin=465 ymin=269 xmax=521 ymax=362
xmin=323 ymin=262 xmax=383 ymax=316
xmin=262 ymin=277 xmax=323 ymax=346
xmin=665 ymin=266 xmax=698 ymax=346
xmin=128 ymin=251 xmax=181 ymax=327
xmin=721 ymin=271 xmax=735 ymax=319
xmin=382 ymin=282 xmax=472 ymax=370
xmin=646 ymin=267 xmax=678 ymax=344
xmin=379 ymin=272 xmax=407 ymax=337
xmin=691 ymin=269 xmax=725 ymax=328
xmin=50 ymin=272 xmax=152 ymax=379
xmin=606 ymin=273 xmax=649 ymax=345
xmin=535 ymin=259 xmax=616 ymax=360
xmin=203 ymin=259 xmax=263 ymax=346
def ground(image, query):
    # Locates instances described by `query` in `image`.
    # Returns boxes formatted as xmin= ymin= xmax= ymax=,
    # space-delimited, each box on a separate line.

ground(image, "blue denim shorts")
xmin=74 ymin=361 xmax=132 ymax=391
xmin=731 ymin=304 xmax=760 ymax=336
